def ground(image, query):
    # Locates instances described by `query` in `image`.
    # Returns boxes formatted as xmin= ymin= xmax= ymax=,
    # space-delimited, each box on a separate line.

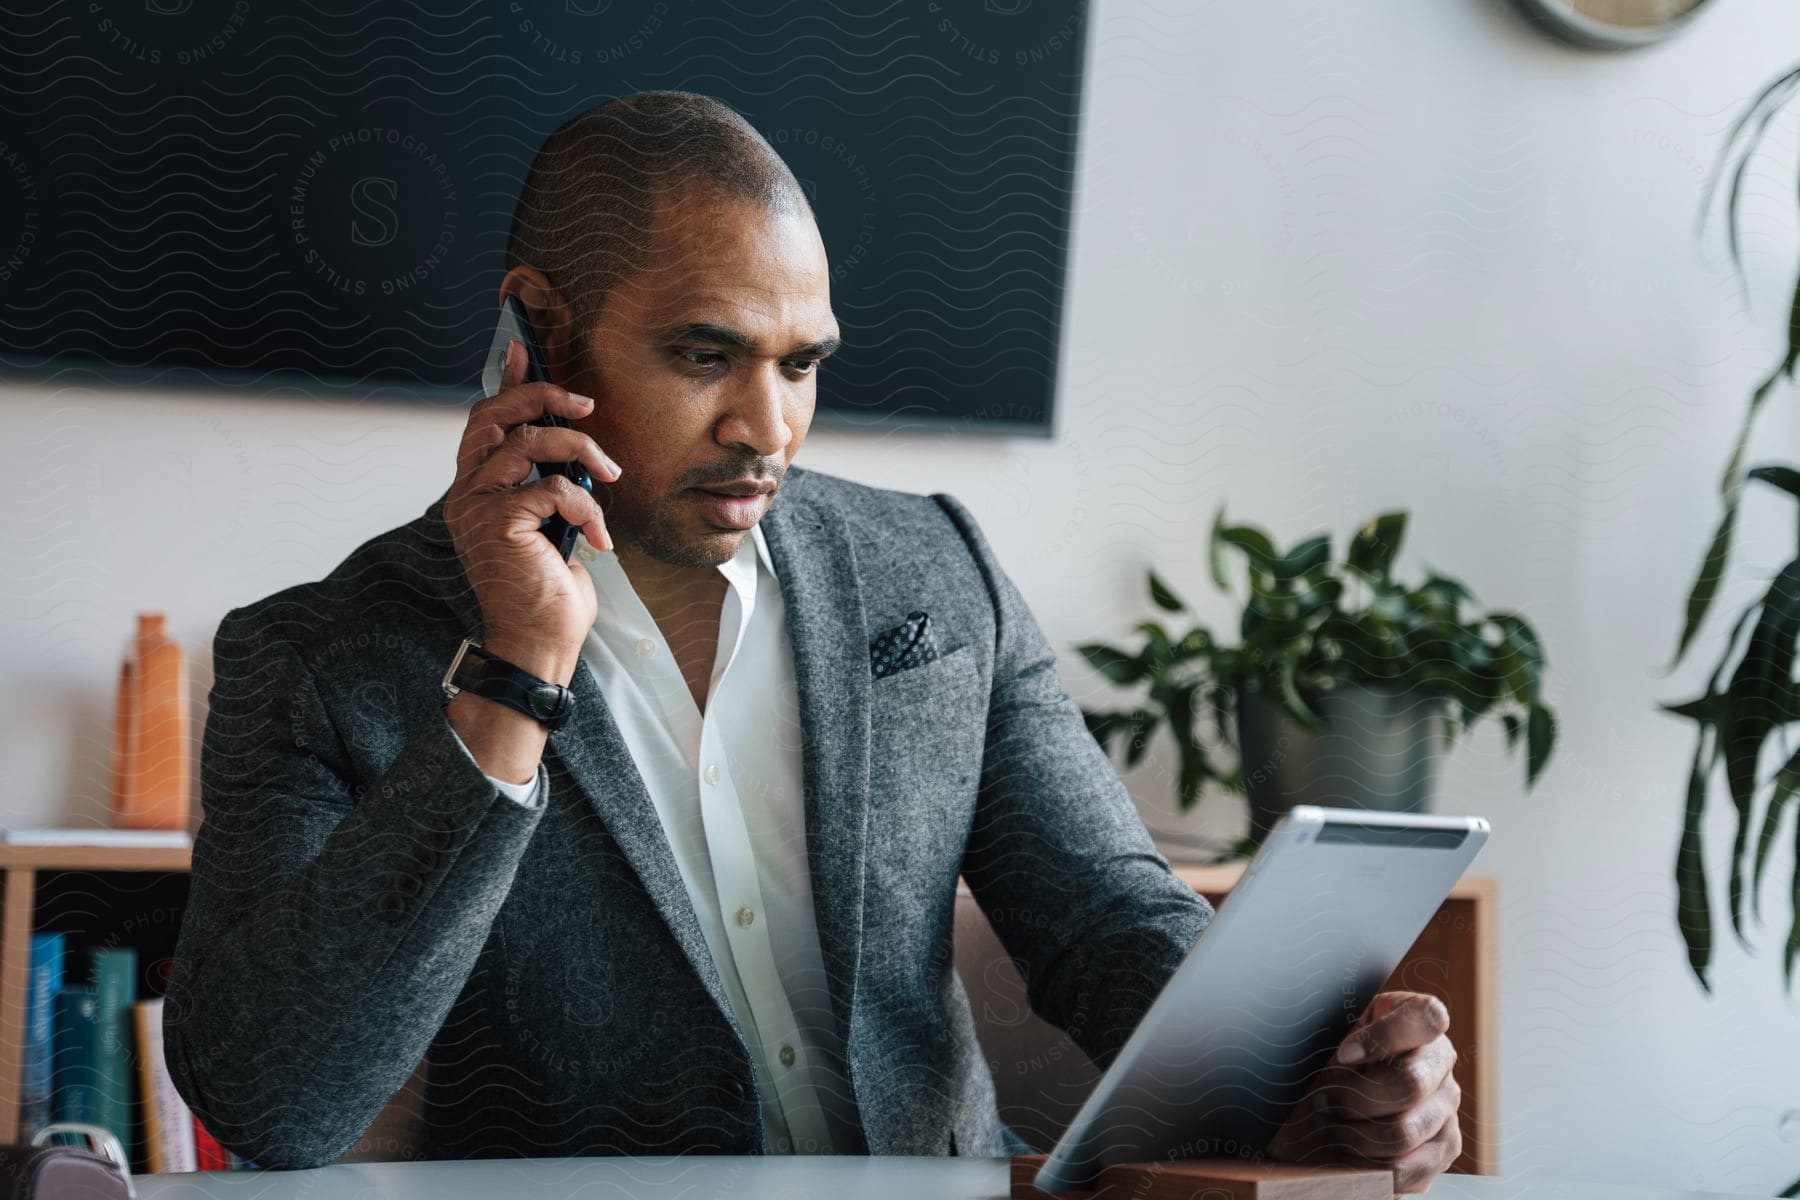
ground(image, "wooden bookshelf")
xmin=0 ymin=843 xmax=193 ymax=1144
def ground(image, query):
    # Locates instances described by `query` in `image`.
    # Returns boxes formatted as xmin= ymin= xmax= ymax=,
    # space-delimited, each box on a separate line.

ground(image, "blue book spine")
xmin=88 ymin=948 xmax=137 ymax=1157
xmin=19 ymin=933 xmax=65 ymax=1140
xmin=52 ymin=986 xmax=100 ymax=1127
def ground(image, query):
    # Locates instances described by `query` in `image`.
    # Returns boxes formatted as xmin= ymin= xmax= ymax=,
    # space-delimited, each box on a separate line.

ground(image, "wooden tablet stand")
xmin=1009 ymin=1154 xmax=1394 ymax=1199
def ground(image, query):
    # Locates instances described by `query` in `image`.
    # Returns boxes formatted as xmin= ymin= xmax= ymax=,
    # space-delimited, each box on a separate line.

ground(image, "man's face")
xmin=568 ymin=184 xmax=839 ymax=570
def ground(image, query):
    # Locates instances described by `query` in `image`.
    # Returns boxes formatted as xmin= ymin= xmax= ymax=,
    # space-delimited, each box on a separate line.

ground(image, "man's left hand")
xmin=1266 ymin=991 xmax=1462 ymax=1194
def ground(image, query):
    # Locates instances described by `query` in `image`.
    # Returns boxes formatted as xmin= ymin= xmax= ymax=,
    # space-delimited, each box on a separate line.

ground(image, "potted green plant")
xmin=1079 ymin=509 xmax=1557 ymax=854
xmin=1662 ymin=63 xmax=1800 ymax=1014
xmin=1650 ymin=63 xmax=1800 ymax=1198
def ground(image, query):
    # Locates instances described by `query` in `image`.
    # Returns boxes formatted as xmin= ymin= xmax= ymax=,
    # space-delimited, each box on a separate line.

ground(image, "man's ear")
xmin=496 ymin=265 xmax=580 ymax=384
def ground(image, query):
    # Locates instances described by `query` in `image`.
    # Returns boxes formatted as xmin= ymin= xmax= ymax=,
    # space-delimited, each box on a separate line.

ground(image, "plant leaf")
xmin=1276 ymin=534 xmax=1331 ymax=582
xmin=1415 ymin=571 xmax=1472 ymax=618
xmin=1208 ymin=508 xmax=1231 ymax=590
xmin=1164 ymin=685 xmax=1212 ymax=810
xmin=1716 ymin=73 xmax=1800 ymax=280
xmin=1494 ymin=639 xmax=1531 ymax=705
xmin=1700 ymin=66 xmax=1800 ymax=275
xmin=1670 ymin=497 xmax=1742 ymax=669
xmin=1776 ymin=249 xmax=1800 ymax=389
xmin=1212 ymin=516 xmax=1280 ymax=589
xmin=1172 ymin=627 xmax=1215 ymax=666
xmin=1296 ymin=576 xmax=1344 ymax=621
xmin=1135 ymin=621 xmax=1174 ymax=671
xmin=1752 ymin=745 xmax=1800 ymax=923
xmin=1489 ymin=613 xmax=1546 ymax=707
xmin=1720 ymin=557 xmax=1800 ymax=943
xmin=1676 ymin=729 xmax=1715 ymax=993
xmin=1347 ymin=512 xmax=1408 ymax=581
xmin=1787 ymin=815 xmax=1800 ymax=995
xmin=1124 ymin=707 xmax=1160 ymax=768
xmin=1526 ymin=703 xmax=1555 ymax=786
xmin=1747 ymin=463 xmax=1800 ymax=503
xmin=1078 ymin=643 xmax=1148 ymax=686
xmin=1690 ymin=278 xmax=1800 ymax=602
xmin=1082 ymin=708 xmax=1125 ymax=751
xmin=1663 ymin=604 xmax=1760 ymax=728
xmin=1148 ymin=570 xmax=1186 ymax=613
xmin=1659 ymin=694 xmax=1717 ymax=723
xmin=1206 ymin=684 xmax=1234 ymax=744
xmin=1277 ymin=661 xmax=1324 ymax=732
xmin=1502 ymin=712 xmax=1521 ymax=750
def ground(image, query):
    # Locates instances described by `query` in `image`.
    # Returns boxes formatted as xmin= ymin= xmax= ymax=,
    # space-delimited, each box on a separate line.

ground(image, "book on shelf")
xmin=134 ymin=998 xmax=194 ymax=1173
xmin=89 ymin=947 xmax=137 ymax=1162
xmin=192 ymin=1114 xmax=227 ymax=1172
xmin=19 ymin=933 xmax=64 ymax=1142
xmin=0 ymin=828 xmax=190 ymax=849
xmin=32 ymin=940 xmax=244 ymax=1174
xmin=52 ymin=985 xmax=101 ymax=1129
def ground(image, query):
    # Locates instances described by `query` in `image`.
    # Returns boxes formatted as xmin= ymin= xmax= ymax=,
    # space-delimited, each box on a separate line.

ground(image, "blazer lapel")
xmin=415 ymin=490 xmax=743 ymax=1044
xmin=549 ymin=659 xmax=744 ymax=1042
xmin=758 ymin=481 xmax=874 ymax=1092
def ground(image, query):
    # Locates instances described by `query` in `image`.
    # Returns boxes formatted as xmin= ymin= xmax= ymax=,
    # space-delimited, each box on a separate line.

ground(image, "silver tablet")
xmin=1034 ymin=805 xmax=1489 ymax=1193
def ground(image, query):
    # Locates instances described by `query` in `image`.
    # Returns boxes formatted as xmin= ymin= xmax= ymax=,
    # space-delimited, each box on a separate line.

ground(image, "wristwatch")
xmin=441 ymin=636 xmax=577 ymax=732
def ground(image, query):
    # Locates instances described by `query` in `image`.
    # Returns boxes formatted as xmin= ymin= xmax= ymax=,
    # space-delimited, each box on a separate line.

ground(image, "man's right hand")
xmin=443 ymin=337 xmax=622 ymax=686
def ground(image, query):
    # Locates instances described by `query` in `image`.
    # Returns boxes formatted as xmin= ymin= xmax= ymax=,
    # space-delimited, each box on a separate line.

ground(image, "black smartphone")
xmin=483 ymin=294 xmax=594 ymax=562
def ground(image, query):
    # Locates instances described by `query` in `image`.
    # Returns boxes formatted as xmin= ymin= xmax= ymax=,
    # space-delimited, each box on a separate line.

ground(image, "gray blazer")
xmin=164 ymin=463 xmax=1213 ymax=1169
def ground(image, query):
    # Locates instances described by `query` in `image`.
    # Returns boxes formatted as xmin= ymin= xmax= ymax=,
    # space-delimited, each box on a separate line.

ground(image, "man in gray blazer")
xmin=165 ymin=92 xmax=1462 ymax=1193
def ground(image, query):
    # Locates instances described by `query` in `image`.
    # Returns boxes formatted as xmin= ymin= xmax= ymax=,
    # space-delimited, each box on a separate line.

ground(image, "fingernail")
xmin=603 ymin=453 xmax=623 ymax=477
xmin=1338 ymin=1040 xmax=1366 ymax=1065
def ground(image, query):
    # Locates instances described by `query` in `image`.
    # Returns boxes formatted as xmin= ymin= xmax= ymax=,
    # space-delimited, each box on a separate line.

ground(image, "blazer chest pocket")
xmin=868 ymin=642 xmax=987 ymax=797
xmin=866 ymin=642 xmax=986 ymax=900
xmin=870 ymin=642 xmax=978 ymax=711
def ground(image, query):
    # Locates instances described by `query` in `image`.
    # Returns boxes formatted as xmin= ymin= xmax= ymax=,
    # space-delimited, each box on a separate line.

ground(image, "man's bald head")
xmin=505 ymin=91 xmax=811 ymax=342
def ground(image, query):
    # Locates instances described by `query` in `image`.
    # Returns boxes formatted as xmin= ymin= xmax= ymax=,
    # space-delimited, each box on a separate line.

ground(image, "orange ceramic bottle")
xmin=108 ymin=658 xmax=134 ymax=816
xmin=113 ymin=614 xmax=191 ymax=830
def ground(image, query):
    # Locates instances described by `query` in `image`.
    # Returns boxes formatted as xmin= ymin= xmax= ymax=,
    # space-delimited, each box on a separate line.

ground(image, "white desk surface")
xmin=132 ymin=1157 xmax=1773 ymax=1199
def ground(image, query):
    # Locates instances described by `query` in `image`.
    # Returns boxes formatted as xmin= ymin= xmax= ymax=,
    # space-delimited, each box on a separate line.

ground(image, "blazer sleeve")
xmin=932 ymin=493 xmax=1214 ymax=1071
xmin=163 ymin=606 xmax=548 ymax=1169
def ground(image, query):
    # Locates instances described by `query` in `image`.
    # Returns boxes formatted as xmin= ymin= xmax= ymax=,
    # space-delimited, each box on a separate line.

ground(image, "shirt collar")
xmin=748 ymin=521 xmax=776 ymax=580
xmin=715 ymin=521 xmax=762 ymax=600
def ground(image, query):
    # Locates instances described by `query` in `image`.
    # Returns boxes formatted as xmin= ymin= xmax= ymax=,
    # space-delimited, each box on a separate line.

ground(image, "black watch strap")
xmin=442 ymin=638 xmax=576 ymax=732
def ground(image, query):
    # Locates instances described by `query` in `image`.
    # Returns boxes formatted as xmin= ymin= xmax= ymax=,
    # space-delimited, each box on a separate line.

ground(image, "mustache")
xmin=687 ymin=465 xmax=783 ymax=491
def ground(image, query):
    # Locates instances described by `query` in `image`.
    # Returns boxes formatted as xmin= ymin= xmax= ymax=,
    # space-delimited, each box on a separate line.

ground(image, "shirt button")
xmin=634 ymin=638 xmax=656 ymax=657
xmin=778 ymin=1044 xmax=796 ymax=1068
xmin=703 ymin=763 xmax=721 ymax=785
xmin=736 ymin=905 xmax=755 ymax=928
xmin=576 ymin=545 xmax=597 ymax=562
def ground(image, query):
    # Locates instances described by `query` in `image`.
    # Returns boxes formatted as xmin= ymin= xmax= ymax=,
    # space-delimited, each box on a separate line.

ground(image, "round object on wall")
xmin=1510 ymin=0 xmax=1715 ymax=48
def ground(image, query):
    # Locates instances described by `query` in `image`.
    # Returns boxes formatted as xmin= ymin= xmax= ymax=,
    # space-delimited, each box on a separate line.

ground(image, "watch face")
xmin=1514 ymin=0 xmax=1712 ymax=46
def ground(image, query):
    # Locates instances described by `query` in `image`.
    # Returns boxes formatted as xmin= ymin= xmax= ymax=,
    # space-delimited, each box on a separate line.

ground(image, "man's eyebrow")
xmin=660 ymin=322 xmax=841 ymax=358
xmin=662 ymin=322 xmax=755 ymax=350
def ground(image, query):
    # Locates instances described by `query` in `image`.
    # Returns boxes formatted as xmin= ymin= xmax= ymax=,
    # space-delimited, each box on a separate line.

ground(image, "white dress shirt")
xmin=447 ymin=523 xmax=859 ymax=1154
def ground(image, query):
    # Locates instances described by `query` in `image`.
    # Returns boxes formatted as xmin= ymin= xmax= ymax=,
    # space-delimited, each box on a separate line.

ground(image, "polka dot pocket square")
xmin=869 ymin=609 xmax=942 ymax=680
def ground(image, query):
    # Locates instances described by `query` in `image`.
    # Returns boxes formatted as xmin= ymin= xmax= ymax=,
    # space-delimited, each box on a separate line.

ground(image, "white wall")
xmin=5 ymin=0 xmax=1800 ymax=1189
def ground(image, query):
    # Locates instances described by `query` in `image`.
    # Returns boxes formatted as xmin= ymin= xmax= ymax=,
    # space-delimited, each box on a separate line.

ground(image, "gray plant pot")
xmin=1235 ymin=684 xmax=1446 ymax=844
